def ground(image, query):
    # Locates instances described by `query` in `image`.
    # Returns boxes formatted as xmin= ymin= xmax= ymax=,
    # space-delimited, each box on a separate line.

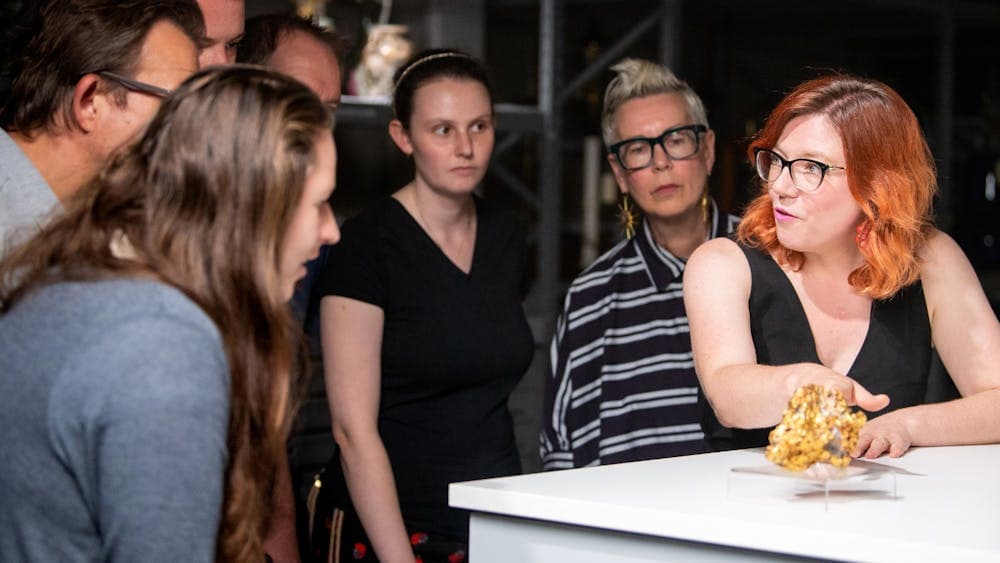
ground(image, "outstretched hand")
xmin=853 ymin=410 xmax=913 ymax=458
xmin=790 ymin=364 xmax=890 ymax=413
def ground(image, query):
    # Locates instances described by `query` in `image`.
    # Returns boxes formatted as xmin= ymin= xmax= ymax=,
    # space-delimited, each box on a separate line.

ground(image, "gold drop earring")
xmin=699 ymin=189 xmax=710 ymax=226
xmin=618 ymin=192 xmax=637 ymax=240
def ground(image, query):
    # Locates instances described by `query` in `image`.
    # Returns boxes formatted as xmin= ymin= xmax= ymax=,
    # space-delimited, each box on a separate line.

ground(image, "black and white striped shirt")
xmin=540 ymin=201 xmax=739 ymax=470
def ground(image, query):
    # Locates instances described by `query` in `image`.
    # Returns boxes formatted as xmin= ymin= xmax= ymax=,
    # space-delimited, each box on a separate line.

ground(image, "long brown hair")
xmin=738 ymin=74 xmax=936 ymax=299
xmin=0 ymin=66 xmax=331 ymax=562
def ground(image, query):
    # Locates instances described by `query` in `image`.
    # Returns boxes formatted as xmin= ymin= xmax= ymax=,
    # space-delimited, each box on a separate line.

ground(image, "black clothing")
xmin=317 ymin=196 xmax=533 ymax=542
xmin=702 ymin=242 xmax=933 ymax=451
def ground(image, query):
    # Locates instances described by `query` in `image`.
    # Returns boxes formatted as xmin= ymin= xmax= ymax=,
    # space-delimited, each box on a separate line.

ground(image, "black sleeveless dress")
xmin=701 ymin=242 xmax=934 ymax=451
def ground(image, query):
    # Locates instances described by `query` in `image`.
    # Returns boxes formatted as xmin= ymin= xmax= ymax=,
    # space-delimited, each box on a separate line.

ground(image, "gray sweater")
xmin=0 ymin=279 xmax=230 ymax=562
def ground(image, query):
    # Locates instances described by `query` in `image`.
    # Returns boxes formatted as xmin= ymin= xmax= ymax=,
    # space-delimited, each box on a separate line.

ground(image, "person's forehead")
xmin=134 ymin=19 xmax=199 ymax=77
xmin=615 ymin=93 xmax=691 ymax=136
xmin=270 ymin=32 xmax=341 ymax=96
xmin=196 ymin=0 xmax=244 ymax=39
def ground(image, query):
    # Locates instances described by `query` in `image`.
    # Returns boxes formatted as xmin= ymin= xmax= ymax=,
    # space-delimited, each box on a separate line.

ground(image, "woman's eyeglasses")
xmin=608 ymin=124 xmax=707 ymax=171
xmin=753 ymin=147 xmax=845 ymax=192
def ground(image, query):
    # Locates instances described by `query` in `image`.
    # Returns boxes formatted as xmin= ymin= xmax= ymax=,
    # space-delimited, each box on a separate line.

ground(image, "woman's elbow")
xmin=698 ymin=379 xmax=741 ymax=429
xmin=331 ymin=418 xmax=379 ymax=457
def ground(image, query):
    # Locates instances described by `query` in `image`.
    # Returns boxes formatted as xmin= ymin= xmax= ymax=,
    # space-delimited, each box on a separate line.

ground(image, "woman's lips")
xmin=652 ymin=183 xmax=681 ymax=196
xmin=774 ymin=207 xmax=797 ymax=222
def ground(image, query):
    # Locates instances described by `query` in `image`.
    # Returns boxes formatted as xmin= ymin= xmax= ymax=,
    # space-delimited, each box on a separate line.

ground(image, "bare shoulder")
xmin=685 ymin=237 xmax=751 ymax=294
xmin=688 ymin=237 xmax=749 ymax=275
xmin=918 ymin=229 xmax=975 ymax=282
xmin=916 ymin=228 xmax=987 ymax=320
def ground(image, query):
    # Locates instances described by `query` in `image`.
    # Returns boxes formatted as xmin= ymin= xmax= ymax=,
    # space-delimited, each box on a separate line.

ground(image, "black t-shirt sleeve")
xmin=315 ymin=211 xmax=388 ymax=308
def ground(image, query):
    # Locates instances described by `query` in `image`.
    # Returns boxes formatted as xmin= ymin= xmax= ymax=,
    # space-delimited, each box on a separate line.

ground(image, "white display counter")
xmin=449 ymin=445 xmax=1000 ymax=562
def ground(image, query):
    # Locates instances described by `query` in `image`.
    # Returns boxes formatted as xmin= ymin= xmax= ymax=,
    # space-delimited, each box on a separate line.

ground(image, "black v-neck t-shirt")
xmin=317 ymin=196 xmax=533 ymax=541
xmin=702 ymin=242 xmax=932 ymax=451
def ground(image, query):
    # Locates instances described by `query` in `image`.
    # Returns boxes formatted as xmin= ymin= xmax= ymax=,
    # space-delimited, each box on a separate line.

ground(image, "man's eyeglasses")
xmin=753 ymin=148 xmax=846 ymax=193
xmin=98 ymin=71 xmax=172 ymax=98
xmin=608 ymin=124 xmax=707 ymax=171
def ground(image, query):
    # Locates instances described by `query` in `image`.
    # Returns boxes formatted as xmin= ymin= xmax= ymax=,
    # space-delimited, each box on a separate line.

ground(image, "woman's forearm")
xmin=702 ymin=363 xmax=805 ymax=428
xmin=904 ymin=388 xmax=1000 ymax=446
xmin=336 ymin=432 xmax=415 ymax=563
xmin=703 ymin=362 xmax=888 ymax=429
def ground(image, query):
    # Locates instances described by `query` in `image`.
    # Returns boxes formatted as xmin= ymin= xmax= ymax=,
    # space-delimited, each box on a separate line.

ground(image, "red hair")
xmin=738 ymin=75 xmax=937 ymax=299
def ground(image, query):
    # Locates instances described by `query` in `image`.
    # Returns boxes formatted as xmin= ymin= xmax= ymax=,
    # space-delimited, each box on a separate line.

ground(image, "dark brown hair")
xmin=392 ymin=48 xmax=494 ymax=128
xmin=0 ymin=0 xmax=205 ymax=134
xmin=738 ymin=74 xmax=936 ymax=299
xmin=237 ymin=13 xmax=347 ymax=73
xmin=0 ymin=66 xmax=331 ymax=562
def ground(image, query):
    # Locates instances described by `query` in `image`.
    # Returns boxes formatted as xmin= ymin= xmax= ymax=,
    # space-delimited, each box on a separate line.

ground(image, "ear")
xmin=702 ymin=128 xmax=717 ymax=175
xmin=607 ymin=152 xmax=629 ymax=195
xmin=388 ymin=119 xmax=413 ymax=156
xmin=71 ymin=74 xmax=104 ymax=134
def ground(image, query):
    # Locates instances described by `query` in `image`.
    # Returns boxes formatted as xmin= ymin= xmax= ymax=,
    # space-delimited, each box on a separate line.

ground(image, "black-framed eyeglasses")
xmin=753 ymin=147 xmax=846 ymax=193
xmin=97 ymin=71 xmax=172 ymax=98
xmin=608 ymin=124 xmax=708 ymax=171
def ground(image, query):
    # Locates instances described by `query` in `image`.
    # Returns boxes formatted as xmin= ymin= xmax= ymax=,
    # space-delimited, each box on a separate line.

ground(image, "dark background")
xmin=245 ymin=0 xmax=1000 ymax=308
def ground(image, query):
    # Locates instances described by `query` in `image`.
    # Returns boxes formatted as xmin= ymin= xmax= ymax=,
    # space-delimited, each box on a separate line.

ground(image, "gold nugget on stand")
xmin=765 ymin=385 xmax=867 ymax=472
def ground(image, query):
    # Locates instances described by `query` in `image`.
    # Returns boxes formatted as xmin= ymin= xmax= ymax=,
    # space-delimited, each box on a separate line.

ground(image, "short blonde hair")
xmin=601 ymin=58 xmax=709 ymax=146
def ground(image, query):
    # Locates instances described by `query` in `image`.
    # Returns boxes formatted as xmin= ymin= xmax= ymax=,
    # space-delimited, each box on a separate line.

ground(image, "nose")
xmin=768 ymin=164 xmax=798 ymax=198
xmin=320 ymin=204 xmax=340 ymax=245
xmin=650 ymin=143 xmax=673 ymax=170
xmin=455 ymin=131 xmax=473 ymax=157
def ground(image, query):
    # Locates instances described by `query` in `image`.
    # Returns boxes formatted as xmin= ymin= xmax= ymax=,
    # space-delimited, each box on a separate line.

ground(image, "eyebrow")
xmin=772 ymin=145 xmax=836 ymax=162
xmin=620 ymin=123 xmax=693 ymax=140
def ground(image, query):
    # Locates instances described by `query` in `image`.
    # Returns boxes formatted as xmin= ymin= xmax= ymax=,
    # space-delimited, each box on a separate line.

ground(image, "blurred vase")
xmin=352 ymin=24 xmax=413 ymax=98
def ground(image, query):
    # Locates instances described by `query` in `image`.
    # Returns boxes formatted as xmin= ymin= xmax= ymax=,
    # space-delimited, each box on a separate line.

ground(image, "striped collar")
xmin=633 ymin=199 xmax=724 ymax=291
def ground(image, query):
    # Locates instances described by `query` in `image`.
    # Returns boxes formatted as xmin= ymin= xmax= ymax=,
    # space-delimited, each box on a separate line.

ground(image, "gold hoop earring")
xmin=618 ymin=192 xmax=637 ymax=240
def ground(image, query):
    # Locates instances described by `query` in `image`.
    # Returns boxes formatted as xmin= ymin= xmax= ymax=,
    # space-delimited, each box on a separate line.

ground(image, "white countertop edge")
xmin=449 ymin=482 xmax=995 ymax=562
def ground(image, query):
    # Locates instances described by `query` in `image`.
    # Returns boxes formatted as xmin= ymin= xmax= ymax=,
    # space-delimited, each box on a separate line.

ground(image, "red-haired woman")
xmin=683 ymin=74 xmax=1000 ymax=458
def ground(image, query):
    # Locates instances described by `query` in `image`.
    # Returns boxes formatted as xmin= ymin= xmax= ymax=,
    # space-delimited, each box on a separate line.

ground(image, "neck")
xmin=646 ymin=204 xmax=711 ymax=259
xmin=402 ymin=179 xmax=475 ymax=231
xmin=10 ymin=129 xmax=97 ymax=203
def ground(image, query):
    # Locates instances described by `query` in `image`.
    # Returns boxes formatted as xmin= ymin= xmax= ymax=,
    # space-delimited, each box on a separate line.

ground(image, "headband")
xmin=392 ymin=52 xmax=474 ymax=95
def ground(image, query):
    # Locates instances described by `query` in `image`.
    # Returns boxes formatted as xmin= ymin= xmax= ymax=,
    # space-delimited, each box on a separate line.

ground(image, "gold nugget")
xmin=765 ymin=385 xmax=867 ymax=472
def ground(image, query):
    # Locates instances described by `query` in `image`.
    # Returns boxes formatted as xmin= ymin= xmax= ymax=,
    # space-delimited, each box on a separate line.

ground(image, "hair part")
xmin=236 ymin=13 xmax=347 ymax=75
xmin=0 ymin=0 xmax=206 ymax=135
xmin=601 ymin=58 xmax=709 ymax=146
xmin=738 ymin=74 xmax=937 ymax=299
xmin=391 ymin=48 xmax=493 ymax=128
xmin=0 ymin=65 xmax=331 ymax=562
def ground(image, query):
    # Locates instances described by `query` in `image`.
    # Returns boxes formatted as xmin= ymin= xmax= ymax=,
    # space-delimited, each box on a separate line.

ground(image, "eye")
xmin=433 ymin=125 xmax=451 ymax=135
xmin=625 ymin=143 xmax=647 ymax=156
xmin=799 ymin=161 xmax=824 ymax=176
xmin=227 ymin=34 xmax=245 ymax=50
xmin=665 ymin=134 xmax=688 ymax=147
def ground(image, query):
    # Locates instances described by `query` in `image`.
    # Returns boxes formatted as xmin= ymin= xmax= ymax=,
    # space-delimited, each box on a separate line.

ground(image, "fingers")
xmin=852 ymin=433 xmax=873 ymax=458
xmin=850 ymin=382 xmax=890 ymax=412
xmin=863 ymin=436 xmax=891 ymax=458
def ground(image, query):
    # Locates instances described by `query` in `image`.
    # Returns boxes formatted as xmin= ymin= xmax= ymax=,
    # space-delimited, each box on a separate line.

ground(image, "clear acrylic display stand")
xmin=728 ymin=461 xmax=897 ymax=511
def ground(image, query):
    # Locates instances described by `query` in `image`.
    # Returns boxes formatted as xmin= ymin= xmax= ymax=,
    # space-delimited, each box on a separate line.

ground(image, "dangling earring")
xmin=856 ymin=220 xmax=871 ymax=248
xmin=699 ymin=189 xmax=710 ymax=226
xmin=618 ymin=192 xmax=637 ymax=240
